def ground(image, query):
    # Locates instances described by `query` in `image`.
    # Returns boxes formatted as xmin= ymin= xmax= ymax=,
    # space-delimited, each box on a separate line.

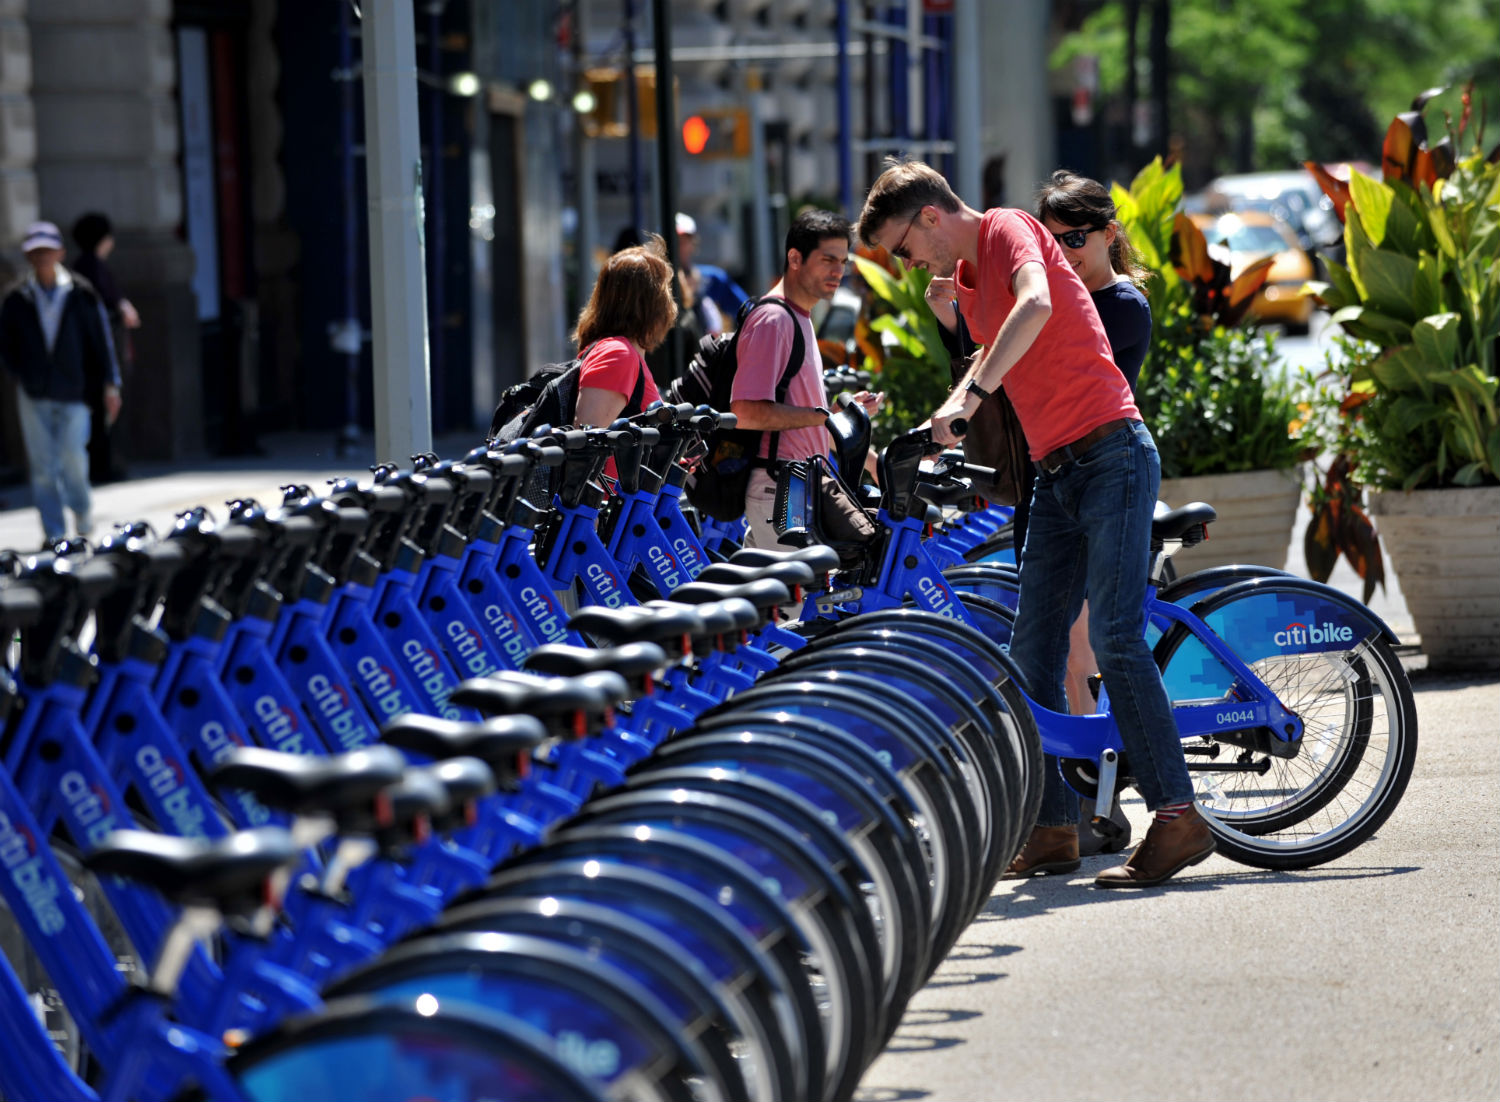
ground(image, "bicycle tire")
xmin=1153 ymin=580 xmax=1417 ymax=869
xmin=689 ymin=700 xmax=970 ymax=966
xmin=558 ymin=788 xmax=884 ymax=1079
xmin=229 ymin=995 xmax=607 ymax=1102
xmin=466 ymin=859 xmax=809 ymax=1102
xmin=622 ymin=764 xmax=920 ymax=1036
xmin=818 ymin=607 xmax=1045 ymax=861
xmin=774 ymin=640 xmax=1020 ymax=912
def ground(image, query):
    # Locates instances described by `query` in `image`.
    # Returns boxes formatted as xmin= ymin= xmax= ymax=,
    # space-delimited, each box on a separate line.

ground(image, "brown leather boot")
xmin=1002 ymin=825 xmax=1080 ymax=879
xmin=1094 ymin=807 xmax=1215 ymax=888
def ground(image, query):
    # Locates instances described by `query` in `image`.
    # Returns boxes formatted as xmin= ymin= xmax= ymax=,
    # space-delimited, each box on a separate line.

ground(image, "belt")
xmin=1038 ymin=418 xmax=1136 ymax=474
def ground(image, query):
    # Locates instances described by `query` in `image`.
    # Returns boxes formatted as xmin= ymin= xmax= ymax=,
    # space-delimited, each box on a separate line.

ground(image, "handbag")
xmin=948 ymin=343 xmax=1031 ymax=507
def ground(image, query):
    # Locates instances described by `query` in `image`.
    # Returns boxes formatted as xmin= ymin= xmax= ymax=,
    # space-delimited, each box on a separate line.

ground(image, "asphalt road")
xmin=856 ymin=667 xmax=1500 ymax=1102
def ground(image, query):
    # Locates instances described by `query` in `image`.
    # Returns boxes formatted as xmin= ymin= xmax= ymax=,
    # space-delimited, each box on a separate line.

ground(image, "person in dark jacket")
xmin=71 ymin=211 xmax=139 ymax=482
xmin=0 ymin=221 xmax=121 ymax=544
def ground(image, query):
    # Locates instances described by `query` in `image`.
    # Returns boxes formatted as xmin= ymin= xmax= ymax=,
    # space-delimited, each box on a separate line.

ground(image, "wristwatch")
xmin=964 ymin=378 xmax=992 ymax=402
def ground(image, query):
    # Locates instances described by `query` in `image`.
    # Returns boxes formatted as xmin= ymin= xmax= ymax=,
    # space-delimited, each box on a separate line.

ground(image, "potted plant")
xmin=1304 ymin=85 xmax=1500 ymax=671
xmin=1117 ymin=160 xmax=1316 ymax=572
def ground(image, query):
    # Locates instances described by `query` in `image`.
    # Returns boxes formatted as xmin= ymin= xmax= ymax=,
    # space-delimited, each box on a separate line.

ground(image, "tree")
xmin=1052 ymin=0 xmax=1500 ymax=183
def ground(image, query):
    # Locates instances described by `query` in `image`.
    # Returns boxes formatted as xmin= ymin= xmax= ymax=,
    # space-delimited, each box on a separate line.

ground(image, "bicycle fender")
xmin=1182 ymin=575 xmax=1401 ymax=647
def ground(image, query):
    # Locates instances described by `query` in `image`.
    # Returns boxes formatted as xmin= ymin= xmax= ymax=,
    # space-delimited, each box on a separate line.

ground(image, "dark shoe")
xmin=1002 ymin=825 xmax=1080 ymax=879
xmin=1078 ymin=795 xmax=1132 ymax=857
xmin=1094 ymin=807 xmax=1215 ymax=888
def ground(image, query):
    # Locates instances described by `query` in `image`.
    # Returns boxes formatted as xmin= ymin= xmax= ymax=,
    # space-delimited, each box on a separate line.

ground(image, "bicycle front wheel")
xmin=1154 ymin=580 xmax=1418 ymax=870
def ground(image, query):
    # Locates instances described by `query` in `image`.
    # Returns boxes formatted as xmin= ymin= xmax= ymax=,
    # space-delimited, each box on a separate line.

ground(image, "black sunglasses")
xmin=1052 ymin=226 xmax=1104 ymax=250
xmin=890 ymin=207 xmax=925 ymax=262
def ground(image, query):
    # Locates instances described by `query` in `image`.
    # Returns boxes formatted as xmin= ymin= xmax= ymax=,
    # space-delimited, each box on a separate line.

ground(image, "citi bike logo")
xmin=671 ymin=535 xmax=702 ymax=574
xmin=136 ymin=746 xmax=210 ymax=837
xmin=1274 ymin=620 xmax=1354 ymax=647
xmin=483 ymin=603 xmax=531 ymax=665
xmin=518 ymin=586 xmax=565 ymax=640
xmin=200 ymin=722 xmax=271 ymax=825
xmin=402 ymin=639 xmax=460 ymax=719
xmin=0 ymin=809 xmax=65 ymax=935
xmin=446 ymin=620 xmax=499 ymax=678
xmin=60 ymin=771 xmax=118 ymax=851
xmin=916 ymin=576 xmax=960 ymax=619
xmin=647 ymin=544 xmax=683 ymax=590
xmin=307 ymin=674 xmax=373 ymax=751
xmin=355 ymin=656 xmax=410 ymax=719
xmin=254 ymin=695 xmax=310 ymax=755
xmin=585 ymin=563 xmax=624 ymax=608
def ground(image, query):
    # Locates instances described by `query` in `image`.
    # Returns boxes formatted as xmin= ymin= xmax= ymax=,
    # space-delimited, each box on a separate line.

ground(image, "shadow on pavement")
xmin=983 ymin=862 xmax=1422 ymax=919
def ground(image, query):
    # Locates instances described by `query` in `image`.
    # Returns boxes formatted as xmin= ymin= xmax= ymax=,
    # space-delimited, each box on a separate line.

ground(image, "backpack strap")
xmin=737 ymin=295 xmax=807 ymax=467
xmin=624 ymin=352 xmax=648 ymax=417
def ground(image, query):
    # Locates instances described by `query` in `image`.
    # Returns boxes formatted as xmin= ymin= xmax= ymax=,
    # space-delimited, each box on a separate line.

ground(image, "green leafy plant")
xmin=1299 ymin=84 xmax=1500 ymax=599
xmin=1142 ymin=306 xmax=1312 ymax=478
xmin=1115 ymin=158 xmax=1311 ymax=479
xmin=1307 ymin=152 xmax=1500 ymax=491
xmin=851 ymin=253 xmax=952 ymax=447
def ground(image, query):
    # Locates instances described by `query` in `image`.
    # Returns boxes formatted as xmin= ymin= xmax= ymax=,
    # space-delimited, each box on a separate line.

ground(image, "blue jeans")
xmin=1007 ymin=420 xmax=1194 ymax=825
xmin=15 ymin=391 xmax=93 ymax=542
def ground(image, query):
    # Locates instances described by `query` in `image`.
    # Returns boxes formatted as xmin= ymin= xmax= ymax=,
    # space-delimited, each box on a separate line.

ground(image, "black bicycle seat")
xmin=448 ymin=671 xmax=617 ymax=736
xmin=210 ymin=745 xmax=408 ymax=816
xmin=727 ymin=544 xmax=840 ymax=577
xmin=379 ymin=713 xmax=545 ymax=780
xmin=523 ymin=641 xmax=668 ymax=687
xmin=569 ymin=603 xmax=705 ymax=652
xmin=1152 ymin=501 xmax=1217 ymax=543
xmin=694 ymin=559 xmax=816 ymax=592
xmin=81 ymin=826 xmax=296 ymax=914
xmin=664 ymin=577 xmax=791 ymax=615
xmin=412 ymin=757 xmax=496 ymax=831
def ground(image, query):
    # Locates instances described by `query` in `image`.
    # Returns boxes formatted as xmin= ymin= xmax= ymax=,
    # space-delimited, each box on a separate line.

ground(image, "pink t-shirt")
xmin=730 ymin=297 xmax=828 ymax=462
xmin=955 ymin=208 xmax=1138 ymax=460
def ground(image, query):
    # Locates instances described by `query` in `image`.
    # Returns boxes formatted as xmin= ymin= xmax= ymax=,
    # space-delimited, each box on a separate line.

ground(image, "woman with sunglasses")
xmin=1032 ymin=170 xmax=1154 ymax=857
xmin=1035 ymin=170 xmax=1152 ymax=393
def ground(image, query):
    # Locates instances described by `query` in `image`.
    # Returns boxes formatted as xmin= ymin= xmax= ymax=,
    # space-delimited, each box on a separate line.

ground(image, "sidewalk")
xmin=0 ymin=431 xmax=481 ymax=556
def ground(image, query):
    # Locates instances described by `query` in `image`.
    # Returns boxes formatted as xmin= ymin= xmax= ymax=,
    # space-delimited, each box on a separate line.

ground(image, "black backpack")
xmin=488 ymin=343 xmax=647 ymax=444
xmin=665 ymin=296 xmax=805 ymax=522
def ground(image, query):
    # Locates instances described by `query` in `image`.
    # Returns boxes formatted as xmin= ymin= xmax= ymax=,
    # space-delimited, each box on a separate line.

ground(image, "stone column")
xmin=28 ymin=0 xmax=202 ymax=460
xmin=0 ymin=0 xmax=36 ymax=478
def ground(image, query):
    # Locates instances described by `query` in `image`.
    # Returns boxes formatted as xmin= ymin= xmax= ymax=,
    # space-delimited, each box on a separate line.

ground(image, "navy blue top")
xmin=1091 ymin=279 xmax=1151 ymax=396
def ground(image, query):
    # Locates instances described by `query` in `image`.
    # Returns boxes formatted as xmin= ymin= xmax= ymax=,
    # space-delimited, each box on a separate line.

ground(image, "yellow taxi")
xmin=1188 ymin=210 xmax=1316 ymax=332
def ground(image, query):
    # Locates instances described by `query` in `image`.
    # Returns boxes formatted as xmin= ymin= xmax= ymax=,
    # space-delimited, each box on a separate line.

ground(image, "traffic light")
xmin=578 ymin=68 xmax=672 ymax=139
xmin=680 ymin=108 xmax=750 ymax=159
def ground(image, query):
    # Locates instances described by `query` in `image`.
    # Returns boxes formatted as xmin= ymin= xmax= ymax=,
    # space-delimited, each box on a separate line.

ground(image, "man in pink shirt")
xmin=730 ymin=209 xmax=881 ymax=548
xmin=858 ymin=161 xmax=1212 ymax=889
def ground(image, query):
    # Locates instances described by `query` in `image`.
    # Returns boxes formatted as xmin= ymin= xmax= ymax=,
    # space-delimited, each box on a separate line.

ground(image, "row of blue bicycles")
xmin=0 ymin=396 xmax=1416 ymax=1101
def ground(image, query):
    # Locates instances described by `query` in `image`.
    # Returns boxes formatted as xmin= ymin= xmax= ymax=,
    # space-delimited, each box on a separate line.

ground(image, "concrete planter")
xmin=1158 ymin=467 xmax=1303 ymax=573
xmin=1368 ymin=485 xmax=1500 ymax=671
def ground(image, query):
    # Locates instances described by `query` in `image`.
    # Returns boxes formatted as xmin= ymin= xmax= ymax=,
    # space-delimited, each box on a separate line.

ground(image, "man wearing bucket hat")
xmin=0 ymin=220 xmax=121 ymax=544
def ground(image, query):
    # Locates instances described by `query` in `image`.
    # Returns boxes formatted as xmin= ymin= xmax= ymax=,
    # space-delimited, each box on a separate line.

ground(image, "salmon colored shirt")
xmin=955 ymin=208 xmax=1138 ymax=460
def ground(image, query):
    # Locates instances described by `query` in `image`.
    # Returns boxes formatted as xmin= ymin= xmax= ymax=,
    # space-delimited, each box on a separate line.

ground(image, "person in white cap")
xmin=0 ymin=220 xmax=121 ymax=544
xmin=675 ymin=211 xmax=749 ymax=324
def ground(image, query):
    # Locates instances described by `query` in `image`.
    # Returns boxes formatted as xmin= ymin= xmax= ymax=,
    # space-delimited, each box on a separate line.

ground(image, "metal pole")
xmin=361 ymin=0 xmax=433 ymax=461
xmin=836 ymin=0 xmax=853 ymax=217
xmin=335 ymin=0 xmax=361 ymax=457
xmin=951 ymin=0 xmax=981 ymax=205
xmin=426 ymin=0 xmax=446 ymax=432
xmin=650 ymin=0 xmax=682 ymax=374
xmin=623 ymin=0 xmax=644 ymax=236
xmin=748 ymin=90 xmax=773 ymax=291
xmin=574 ymin=0 xmax=599 ymax=300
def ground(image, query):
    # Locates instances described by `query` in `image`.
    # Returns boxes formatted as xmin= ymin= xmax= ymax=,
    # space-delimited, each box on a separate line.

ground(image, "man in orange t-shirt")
xmin=858 ymin=161 xmax=1211 ymax=889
